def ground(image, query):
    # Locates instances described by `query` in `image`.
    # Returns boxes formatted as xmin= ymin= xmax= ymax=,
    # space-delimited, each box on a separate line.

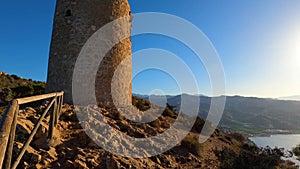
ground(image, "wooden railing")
xmin=0 ymin=92 xmax=64 ymax=169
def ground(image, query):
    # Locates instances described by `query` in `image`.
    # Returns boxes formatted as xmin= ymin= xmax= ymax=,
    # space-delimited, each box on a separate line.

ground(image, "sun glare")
xmin=287 ymin=33 xmax=300 ymax=70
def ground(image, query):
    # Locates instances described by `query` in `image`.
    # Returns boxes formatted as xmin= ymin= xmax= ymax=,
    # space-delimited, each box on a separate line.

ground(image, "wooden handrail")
xmin=0 ymin=91 xmax=64 ymax=169
xmin=16 ymin=92 xmax=64 ymax=105
xmin=11 ymin=98 xmax=56 ymax=169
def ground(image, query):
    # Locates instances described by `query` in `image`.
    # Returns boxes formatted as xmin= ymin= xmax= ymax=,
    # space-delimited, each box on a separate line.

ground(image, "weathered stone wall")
xmin=46 ymin=0 xmax=132 ymax=105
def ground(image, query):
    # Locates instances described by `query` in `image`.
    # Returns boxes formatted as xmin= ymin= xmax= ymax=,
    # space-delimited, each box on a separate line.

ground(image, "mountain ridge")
xmin=137 ymin=93 xmax=300 ymax=136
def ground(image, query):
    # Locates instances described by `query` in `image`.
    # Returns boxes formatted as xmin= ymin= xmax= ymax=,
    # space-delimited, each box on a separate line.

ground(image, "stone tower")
xmin=46 ymin=0 xmax=132 ymax=105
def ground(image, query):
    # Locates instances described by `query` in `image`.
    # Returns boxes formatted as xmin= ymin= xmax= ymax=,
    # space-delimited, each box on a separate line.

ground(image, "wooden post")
xmin=55 ymin=96 xmax=61 ymax=126
xmin=56 ymin=94 xmax=64 ymax=125
xmin=4 ymin=105 xmax=19 ymax=169
xmin=0 ymin=100 xmax=18 ymax=169
xmin=60 ymin=94 xmax=64 ymax=113
xmin=48 ymin=96 xmax=57 ymax=140
xmin=11 ymin=98 xmax=55 ymax=169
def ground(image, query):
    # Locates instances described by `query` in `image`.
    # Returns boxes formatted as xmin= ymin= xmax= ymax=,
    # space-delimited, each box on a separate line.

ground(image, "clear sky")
xmin=0 ymin=0 xmax=299 ymax=98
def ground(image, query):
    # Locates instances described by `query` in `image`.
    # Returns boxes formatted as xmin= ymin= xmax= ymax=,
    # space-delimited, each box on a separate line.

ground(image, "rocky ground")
xmin=8 ymin=100 xmax=298 ymax=169
xmin=12 ymin=102 xmax=245 ymax=169
xmin=1 ymin=74 xmax=298 ymax=169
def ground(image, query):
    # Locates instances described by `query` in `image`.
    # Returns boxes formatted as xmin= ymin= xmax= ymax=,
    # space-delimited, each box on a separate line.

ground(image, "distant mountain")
xmin=132 ymin=93 xmax=149 ymax=99
xmin=133 ymin=93 xmax=175 ymax=100
xmin=278 ymin=95 xmax=300 ymax=101
xmin=169 ymin=95 xmax=300 ymax=135
xmin=139 ymin=94 xmax=300 ymax=136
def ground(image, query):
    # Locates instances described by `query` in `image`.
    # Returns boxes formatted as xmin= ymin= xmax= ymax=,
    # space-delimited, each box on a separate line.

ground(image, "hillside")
xmin=279 ymin=95 xmax=300 ymax=101
xmin=0 ymin=73 xmax=298 ymax=168
xmin=0 ymin=72 xmax=45 ymax=116
xmin=165 ymin=95 xmax=300 ymax=136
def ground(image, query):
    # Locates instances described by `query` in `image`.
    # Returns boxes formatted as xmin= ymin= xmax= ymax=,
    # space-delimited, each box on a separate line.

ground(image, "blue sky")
xmin=0 ymin=1 xmax=299 ymax=98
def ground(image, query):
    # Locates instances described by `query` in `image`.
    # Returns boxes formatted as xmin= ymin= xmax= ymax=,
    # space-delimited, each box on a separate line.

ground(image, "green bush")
xmin=12 ymin=85 xmax=34 ymax=98
xmin=9 ymin=83 xmax=45 ymax=99
xmin=33 ymin=83 xmax=46 ymax=95
xmin=10 ymin=74 xmax=21 ymax=80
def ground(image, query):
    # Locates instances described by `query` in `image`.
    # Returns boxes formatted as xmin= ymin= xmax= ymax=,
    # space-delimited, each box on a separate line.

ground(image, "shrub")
xmin=12 ymin=85 xmax=34 ymax=98
xmin=181 ymin=134 xmax=203 ymax=156
xmin=216 ymin=145 xmax=288 ymax=169
xmin=229 ymin=132 xmax=246 ymax=143
xmin=114 ymin=111 xmax=124 ymax=120
xmin=149 ymin=119 xmax=161 ymax=128
xmin=0 ymin=87 xmax=13 ymax=104
xmin=132 ymin=97 xmax=137 ymax=106
xmin=162 ymin=108 xmax=177 ymax=118
xmin=33 ymin=83 xmax=46 ymax=95
xmin=161 ymin=103 xmax=177 ymax=118
xmin=132 ymin=96 xmax=151 ymax=111
xmin=166 ymin=103 xmax=176 ymax=112
xmin=292 ymin=144 xmax=300 ymax=157
xmin=10 ymin=74 xmax=21 ymax=80
xmin=216 ymin=148 xmax=237 ymax=169
xmin=191 ymin=117 xmax=205 ymax=133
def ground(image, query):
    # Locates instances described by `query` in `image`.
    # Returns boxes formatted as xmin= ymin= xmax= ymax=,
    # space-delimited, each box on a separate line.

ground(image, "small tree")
xmin=10 ymin=74 xmax=21 ymax=80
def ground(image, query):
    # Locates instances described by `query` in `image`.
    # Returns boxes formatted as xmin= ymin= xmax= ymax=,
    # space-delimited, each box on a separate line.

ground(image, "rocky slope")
xmin=14 ymin=103 xmax=220 ymax=168
xmin=12 ymin=101 xmax=297 ymax=169
xmin=0 ymin=73 xmax=298 ymax=169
